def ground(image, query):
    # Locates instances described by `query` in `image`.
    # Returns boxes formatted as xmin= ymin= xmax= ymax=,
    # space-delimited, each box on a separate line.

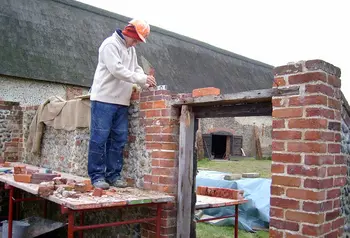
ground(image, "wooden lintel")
xmin=193 ymin=101 xmax=272 ymax=118
xmin=177 ymin=105 xmax=194 ymax=238
xmin=172 ymin=86 xmax=300 ymax=106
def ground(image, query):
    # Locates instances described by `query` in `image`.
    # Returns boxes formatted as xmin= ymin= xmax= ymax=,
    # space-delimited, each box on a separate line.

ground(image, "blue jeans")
xmin=88 ymin=100 xmax=129 ymax=184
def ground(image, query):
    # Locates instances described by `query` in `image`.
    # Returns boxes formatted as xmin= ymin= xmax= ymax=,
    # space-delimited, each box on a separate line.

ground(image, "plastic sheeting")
xmin=196 ymin=170 xmax=271 ymax=232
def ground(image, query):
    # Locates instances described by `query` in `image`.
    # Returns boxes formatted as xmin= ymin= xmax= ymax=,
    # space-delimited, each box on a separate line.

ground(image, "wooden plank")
xmin=172 ymin=87 xmax=300 ymax=106
xmin=192 ymin=101 xmax=272 ymax=118
xmin=177 ymin=105 xmax=195 ymax=238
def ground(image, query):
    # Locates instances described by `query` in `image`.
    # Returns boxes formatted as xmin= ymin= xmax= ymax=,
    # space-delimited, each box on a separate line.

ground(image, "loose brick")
xmin=92 ymin=188 xmax=103 ymax=197
xmin=273 ymin=77 xmax=286 ymax=87
xmin=286 ymin=188 xmax=325 ymax=201
xmin=14 ymin=174 xmax=32 ymax=183
xmin=303 ymin=201 xmax=333 ymax=212
xmin=288 ymin=142 xmax=327 ymax=153
xmin=286 ymin=210 xmax=324 ymax=224
xmin=270 ymin=197 xmax=299 ymax=210
xmin=14 ymin=165 xmax=26 ymax=174
xmin=272 ymin=141 xmax=285 ymax=151
xmin=288 ymin=72 xmax=327 ymax=85
xmin=272 ymin=175 xmax=301 ymax=187
xmin=272 ymin=130 xmax=302 ymax=140
xmin=304 ymin=178 xmax=334 ymax=189
xmin=289 ymin=95 xmax=327 ymax=106
xmin=272 ymin=108 xmax=303 ymax=118
xmin=273 ymin=119 xmax=285 ymax=128
xmin=271 ymin=164 xmax=285 ymax=174
xmin=289 ymin=118 xmax=328 ymax=129
xmin=192 ymin=87 xmax=220 ymax=97
xmin=270 ymin=218 xmax=299 ymax=231
xmin=272 ymin=153 xmax=301 ymax=163
xmin=304 ymin=131 xmax=334 ymax=141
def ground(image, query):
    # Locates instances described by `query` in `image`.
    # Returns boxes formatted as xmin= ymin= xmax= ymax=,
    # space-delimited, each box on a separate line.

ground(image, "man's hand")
xmin=146 ymin=75 xmax=157 ymax=87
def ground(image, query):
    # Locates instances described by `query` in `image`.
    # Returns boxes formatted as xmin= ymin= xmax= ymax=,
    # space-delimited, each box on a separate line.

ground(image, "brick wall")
xmin=0 ymin=100 xmax=23 ymax=162
xmin=136 ymin=90 xmax=180 ymax=238
xmin=270 ymin=60 xmax=346 ymax=237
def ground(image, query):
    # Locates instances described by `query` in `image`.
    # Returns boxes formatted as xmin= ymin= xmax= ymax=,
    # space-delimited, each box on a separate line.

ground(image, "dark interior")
xmin=211 ymin=135 xmax=227 ymax=159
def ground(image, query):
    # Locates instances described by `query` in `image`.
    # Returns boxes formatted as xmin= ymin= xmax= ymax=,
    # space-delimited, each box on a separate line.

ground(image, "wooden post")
xmin=177 ymin=105 xmax=194 ymax=238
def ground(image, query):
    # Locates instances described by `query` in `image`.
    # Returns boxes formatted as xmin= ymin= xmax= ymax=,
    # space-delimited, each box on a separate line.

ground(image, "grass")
xmin=196 ymin=157 xmax=271 ymax=237
xmin=197 ymin=157 xmax=272 ymax=178
xmin=196 ymin=223 xmax=269 ymax=238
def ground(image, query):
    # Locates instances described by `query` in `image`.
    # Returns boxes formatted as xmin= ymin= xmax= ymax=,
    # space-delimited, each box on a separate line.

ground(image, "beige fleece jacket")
xmin=90 ymin=31 xmax=147 ymax=106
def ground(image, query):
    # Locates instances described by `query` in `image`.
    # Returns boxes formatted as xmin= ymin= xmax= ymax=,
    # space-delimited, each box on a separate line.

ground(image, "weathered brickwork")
xmin=271 ymin=60 xmax=346 ymax=237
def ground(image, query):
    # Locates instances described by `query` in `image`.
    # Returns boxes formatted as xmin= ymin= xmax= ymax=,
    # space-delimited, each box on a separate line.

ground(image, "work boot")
xmin=93 ymin=180 xmax=110 ymax=190
xmin=110 ymin=179 xmax=128 ymax=188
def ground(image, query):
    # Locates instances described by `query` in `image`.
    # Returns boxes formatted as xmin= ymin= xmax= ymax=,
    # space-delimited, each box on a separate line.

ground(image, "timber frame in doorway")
xmin=174 ymin=86 xmax=300 ymax=238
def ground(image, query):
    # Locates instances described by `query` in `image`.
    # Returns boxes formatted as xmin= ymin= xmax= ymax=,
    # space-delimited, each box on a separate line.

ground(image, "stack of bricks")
xmin=0 ymin=100 xmax=23 ymax=162
xmin=270 ymin=60 xmax=346 ymax=237
xmin=134 ymin=89 xmax=180 ymax=238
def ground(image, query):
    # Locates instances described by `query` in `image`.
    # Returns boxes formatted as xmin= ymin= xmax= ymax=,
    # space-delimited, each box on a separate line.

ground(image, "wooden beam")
xmin=177 ymin=105 xmax=195 ymax=238
xmin=192 ymin=101 xmax=272 ymax=118
xmin=172 ymin=86 xmax=300 ymax=107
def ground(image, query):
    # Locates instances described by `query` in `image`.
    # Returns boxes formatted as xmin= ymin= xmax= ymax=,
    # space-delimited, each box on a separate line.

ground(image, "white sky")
xmin=78 ymin=0 xmax=350 ymax=101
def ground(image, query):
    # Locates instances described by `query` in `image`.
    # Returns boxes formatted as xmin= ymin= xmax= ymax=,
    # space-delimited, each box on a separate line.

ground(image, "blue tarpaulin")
xmin=196 ymin=170 xmax=271 ymax=232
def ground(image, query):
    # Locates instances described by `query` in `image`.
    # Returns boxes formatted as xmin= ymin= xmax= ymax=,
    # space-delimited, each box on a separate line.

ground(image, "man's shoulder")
xmin=100 ymin=33 xmax=121 ymax=50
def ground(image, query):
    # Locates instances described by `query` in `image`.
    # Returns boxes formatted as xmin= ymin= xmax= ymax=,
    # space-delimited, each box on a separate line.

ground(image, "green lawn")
xmin=196 ymin=157 xmax=271 ymax=237
xmin=197 ymin=157 xmax=272 ymax=178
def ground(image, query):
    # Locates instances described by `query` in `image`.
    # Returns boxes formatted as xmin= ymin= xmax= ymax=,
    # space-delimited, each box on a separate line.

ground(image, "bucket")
xmin=1 ymin=220 xmax=30 ymax=238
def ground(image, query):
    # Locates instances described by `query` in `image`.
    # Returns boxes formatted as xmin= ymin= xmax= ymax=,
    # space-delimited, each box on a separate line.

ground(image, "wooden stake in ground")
xmin=254 ymin=125 xmax=263 ymax=160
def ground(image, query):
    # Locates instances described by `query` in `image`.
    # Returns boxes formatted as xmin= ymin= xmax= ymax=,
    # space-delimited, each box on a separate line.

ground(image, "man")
xmin=88 ymin=19 xmax=156 ymax=189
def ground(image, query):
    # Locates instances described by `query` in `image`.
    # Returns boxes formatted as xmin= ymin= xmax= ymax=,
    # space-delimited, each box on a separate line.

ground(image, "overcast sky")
xmin=77 ymin=0 xmax=349 ymax=101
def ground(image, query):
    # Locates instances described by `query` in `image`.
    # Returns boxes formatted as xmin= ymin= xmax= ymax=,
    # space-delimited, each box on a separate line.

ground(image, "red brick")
xmin=273 ymin=77 xmax=286 ymax=87
xmin=270 ymin=218 xmax=299 ymax=231
xmin=328 ymin=143 xmax=341 ymax=153
xmin=326 ymin=209 xmax=340 ymax=221
xmin=146 ymin=143 xmax=178 ymax=150
xmin=286 ymin=210 xmax=324 ymax=224
xmin=152 ymin=168 xmax=176 ymax=176
xmin=153 ymin=100 xmax=167 ymax=109
xmin=304 ymin=131 xmax=334 ymax=141
xmin=273 ymin=119 xmax=285 ymax=128
xmin=14 ymin=174 xmax=32 ymax=183
xmin=145 ymin=127 xmax=162 ymax=133
xmin=305 ymin=83 xmax=334 ymax=96
xmin=157 ymin=159 xmax=176 ymax=168
xmin=304 ymin=178 xmax=334 ymax=189
xmin=272 ymin=153 xmax=301 ymax=163
xmin=288 ymin=142 xmax=327 ymax=153
xmin=289 ymin=118 xmax=328 ymax=129
xmin=327 ymin=189 xmax=340 ymax=199
xmin=269 ymin=228 xmax=284 ymax=238
xmin=327 ymin=166 xmax=346 ymax=176
xmin=161 ymin=109 xmax=179 ymax=117
xmin=285 ymin=233 xmax=309 ymax=238
xmin=327 ymin=75 xmax=341 ymax=88
xmin=305 ymin=155 xmax=334 ymax=165
xmin=302 ymin=224 xmax=324 ymax=236
xmin=287 ymin=165 xmax=325 ymax=177
xmin=271 ymin=164 xmax=285 ymax=173
xmin=288 ymin=72 xmax=327 ymax=84
xmin=140 ymin=102 xmax=153 ymax=110
xmin=305 ymin=108 xmax=334 ymax=119
xmin=152 ymin=151 xmax=176 ymax=159
xmin=325 ymin=230 xmax=339 ymax=238
xmin=192 ymin=87 xmax=220 ymax=97
xmin=145 ymin=110 xmax=162 ymax=118
xmin=270 ymin=197 xmax=299 ymax=210
xmin=328 ymin=98 xmax=341 ymax=110
xmin=145 ymin=134 xmax=177 ymax=142
xmin=289 ymin=95 xmax=328 ymax=106
xmin=303 ymin=201 xmax=333 ymax=212
xmin=92 ymin=188 xmax=103 ymax=197
xmin=270 ymin=207 xmax=284 ymax=219
xmin=272 ymin=108 xmax=303 ymax=118
xmin=159 ymin=176 xmax=176 ymax=185
xmin=271 ymin=186 xmax=285 ymax=196
xmin=332 ymin=216 xmax=345 ymax=230
xmin=152 ymin=184 xmax=176 ymax=194
xmin=143 ymin=175 xmax=152 ymax=182
xmin=334 ymin=133 xmax=341 ymax=142
xmin=272 ymin=141 xmax=285 ymax=151
xmin=273 ymin=130 xmax=302 ymax=140
xmin=272 ymin=98 xmax=286 ymax=107
xmin=272 ymin=175 xmax=301 ymax=187
xmin=286 ymin=188 xmax=325 ymax=201
xmin=151 ymin=160 xmax=160 ymax=167
xmin=334 ymin=177 xmax=346 ymax=186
